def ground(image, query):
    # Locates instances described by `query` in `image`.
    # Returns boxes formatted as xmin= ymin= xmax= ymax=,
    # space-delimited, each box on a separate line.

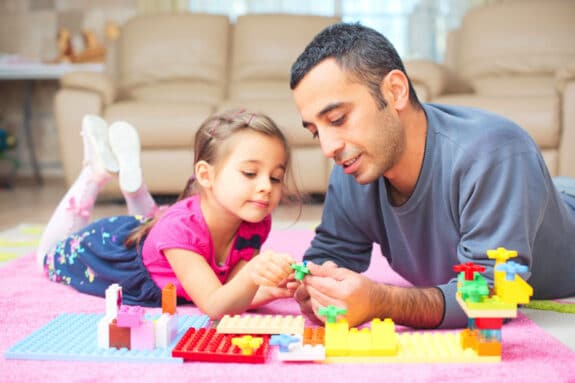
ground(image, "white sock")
xmin=124 ymin=183 xmax=158 ymax=218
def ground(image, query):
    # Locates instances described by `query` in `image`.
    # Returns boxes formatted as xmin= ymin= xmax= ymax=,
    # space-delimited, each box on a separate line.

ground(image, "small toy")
xmin=291 ymin=261 xmax=310 ymax=280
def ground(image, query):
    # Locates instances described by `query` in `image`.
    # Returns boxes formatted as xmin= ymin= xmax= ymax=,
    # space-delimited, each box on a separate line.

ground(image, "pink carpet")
xmin=2 ymin=229 xmax=575 ymax=383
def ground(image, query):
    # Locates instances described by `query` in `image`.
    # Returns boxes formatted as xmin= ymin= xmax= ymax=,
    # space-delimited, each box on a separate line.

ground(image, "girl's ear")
xmin=194 ymin=160 xmax=213 ymax=188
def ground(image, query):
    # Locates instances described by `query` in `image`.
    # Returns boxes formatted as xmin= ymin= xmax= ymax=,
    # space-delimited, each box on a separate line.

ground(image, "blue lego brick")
xmin=4 ymin=312 xmax=210 ymax=363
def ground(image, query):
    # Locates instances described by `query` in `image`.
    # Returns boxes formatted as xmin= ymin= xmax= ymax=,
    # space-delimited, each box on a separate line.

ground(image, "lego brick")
xmin=270 ymin=334 xmax=301 ymax=352
xmin=162 ymin=283 xmax=177 ymax=315
xmin=131 ymin=320 xmax=155 ymax=351
xmin=231 ymin=335 xmax=264 ymax=355
xmin=105 ymin=283 xmax=122 ymax=318
xmin=5 ymin=313 xmax=210 ymax=363
xmin=324 ymin=331 xmax=500 ymax=363
xmin=475 ymin=317 xmax=503 ymax=330
xmin=276 ymin=342 xmax=326 ymax=362
xmin=302 ymin=327 xmax=324 ymax=346
xmin=155 ymin=314 xmax=178 ymax=349
xmin=109 ymin=319 xmax=131 ymax=349
xmin=456 ymin=293 xmax=518 ymax=318
xmin=172 ymin=328 xmax=270 ymax=363
xmin=216 ymin=314 xmax=304 ymax=335
xmin=477 ymin=341 xmax=502 ymax=357
xmin=291 ymin=261 xmax=310 ymax=280
xmin=116 ymin=305 xmax=145 ymax=328
xmin=97 ymin=315 xmax=113 ymax=348
xmin=321 ymin=317 xmax=499 ymax=363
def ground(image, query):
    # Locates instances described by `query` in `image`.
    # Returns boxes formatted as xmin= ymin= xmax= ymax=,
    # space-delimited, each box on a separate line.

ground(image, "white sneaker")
xmin=81 ymin=115 xmax=119 ymax=175
xmin=108 ymin=121 xmax=143 ymax=193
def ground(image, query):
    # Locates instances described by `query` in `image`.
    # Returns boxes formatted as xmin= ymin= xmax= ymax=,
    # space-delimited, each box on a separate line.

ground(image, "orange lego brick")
xmin=477 ymin=341 xmax=502 ymax=357
xmin=162 ymin=283 xmax=177 ymax=315
xmin=303 ymin=327 xmax=324 ymax=346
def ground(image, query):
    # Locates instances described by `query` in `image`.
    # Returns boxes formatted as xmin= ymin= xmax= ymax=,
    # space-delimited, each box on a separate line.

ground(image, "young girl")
xmin=36 ymin=110 xmax=298 ymax=318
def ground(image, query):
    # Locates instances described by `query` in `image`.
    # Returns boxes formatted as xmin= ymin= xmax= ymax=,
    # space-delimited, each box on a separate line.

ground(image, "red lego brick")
xmin=109 ymin=319 xmax=131 ymax=349
xmin=172 ymin=328 xmax=270 ymax=363
xmin=475 ymin=317 xmax=503 ymax=330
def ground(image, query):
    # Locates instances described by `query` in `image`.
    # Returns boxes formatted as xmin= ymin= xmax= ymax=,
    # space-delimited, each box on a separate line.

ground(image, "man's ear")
xmin=194 ymin=160 xmax=213 ymax=188
xmin=381 ymin=69 xmax=410 ymax=110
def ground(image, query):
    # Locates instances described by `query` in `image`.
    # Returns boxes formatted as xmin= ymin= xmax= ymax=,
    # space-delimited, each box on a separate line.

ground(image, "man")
xmin=290 ymin=22 xmax=575 ymax=329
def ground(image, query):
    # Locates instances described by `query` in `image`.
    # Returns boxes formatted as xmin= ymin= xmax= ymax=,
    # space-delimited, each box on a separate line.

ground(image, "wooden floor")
xmin=0 ymin=177 xmax=323 ymax=231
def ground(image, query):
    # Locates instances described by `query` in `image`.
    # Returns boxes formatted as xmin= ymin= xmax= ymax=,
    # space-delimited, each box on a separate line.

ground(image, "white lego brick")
xmin=277 ymin=342 xmax=326 ymax=362
xmin=155 ymin=313 xmax=178 ymax=348
xmin=105 ymin=283 xmax=122 ymax=319
xmin=97 ymin=315 xmax=114 ymax=349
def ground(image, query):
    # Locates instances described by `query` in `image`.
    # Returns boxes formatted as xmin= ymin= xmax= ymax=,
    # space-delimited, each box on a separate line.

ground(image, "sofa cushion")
xmin=105 ymin=101 xmax=214 ymax=148
xmin=118 ymin=13 xmax=230 ymax=102
xmin=229 ymin=14 xmax=340 ymax=84
xmin=471 ymin=76 xmax=557 ymax=97
xmin=458 ymin=1 xmax=575 ymax=79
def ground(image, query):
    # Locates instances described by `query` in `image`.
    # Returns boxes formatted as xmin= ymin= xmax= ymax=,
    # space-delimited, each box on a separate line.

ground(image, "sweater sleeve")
xmin=304 ymin=168 xmax=375 ymax=272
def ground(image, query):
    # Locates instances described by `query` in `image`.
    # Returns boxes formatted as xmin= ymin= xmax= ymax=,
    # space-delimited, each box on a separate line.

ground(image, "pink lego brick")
xmin=116 ymin=305 xmax=145 ymax=328
xmin=131 ymin=320 xmax=155 ymax=350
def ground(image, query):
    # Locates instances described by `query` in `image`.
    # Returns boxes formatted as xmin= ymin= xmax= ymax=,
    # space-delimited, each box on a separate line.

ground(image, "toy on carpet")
xmin=5 ymin=247 xmax=533 ymax=364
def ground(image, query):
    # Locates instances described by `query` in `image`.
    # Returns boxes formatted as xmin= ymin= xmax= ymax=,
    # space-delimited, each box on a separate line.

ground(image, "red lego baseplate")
xmin=172 ymin=328 xmax=270 ymax=363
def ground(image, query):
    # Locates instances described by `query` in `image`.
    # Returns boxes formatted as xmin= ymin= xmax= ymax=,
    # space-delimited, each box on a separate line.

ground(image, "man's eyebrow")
xmin=302 ymin=102 xmax=345 ymax=129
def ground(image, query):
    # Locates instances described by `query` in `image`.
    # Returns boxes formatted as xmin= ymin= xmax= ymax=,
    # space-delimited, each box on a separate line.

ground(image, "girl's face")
xmin=209 ymin=130 xmax=287 ymax=223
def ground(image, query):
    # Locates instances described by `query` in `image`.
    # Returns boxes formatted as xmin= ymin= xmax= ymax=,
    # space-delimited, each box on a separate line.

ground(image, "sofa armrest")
xmin=60 ymin=71 xmax=118 ymax=106
xmin=405 ymin=59 xmax=473 ymax=100
xmin=555 ymin=60 xmax=575 ymax=92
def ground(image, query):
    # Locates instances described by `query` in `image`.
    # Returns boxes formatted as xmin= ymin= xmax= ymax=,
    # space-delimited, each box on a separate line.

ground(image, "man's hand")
xmin=300 ymin=261 xmax=376 ymax=327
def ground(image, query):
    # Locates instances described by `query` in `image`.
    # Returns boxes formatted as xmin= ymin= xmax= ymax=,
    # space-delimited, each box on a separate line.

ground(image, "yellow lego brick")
xmin=324 ymin=330 xmax=500 ymax=363
xmin=497 ymin=275 xmax=533 ymax=304
xmin=348 ymin=328 xmax=372 ymax=356
xmin=324 ymin=320 xmax=349 ymax=356
xmin=231 ymin=335 xmax=264 ymax=355
xmin=216 ymin=314 xmax=304 ymax=335
xmin=371 ymin=318 xmax=399 ymax=356
xmin=456 ymin=293 xmax=518 ymax=318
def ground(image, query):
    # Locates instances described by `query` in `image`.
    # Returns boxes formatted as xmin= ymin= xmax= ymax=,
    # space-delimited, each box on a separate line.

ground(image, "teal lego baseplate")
xmin=5 ymin=312 xmax=210 ymax=363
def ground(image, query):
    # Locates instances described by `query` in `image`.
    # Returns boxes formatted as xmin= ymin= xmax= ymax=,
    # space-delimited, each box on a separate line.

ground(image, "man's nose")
xmin=318 ymin=128 xmax=344 ymax=159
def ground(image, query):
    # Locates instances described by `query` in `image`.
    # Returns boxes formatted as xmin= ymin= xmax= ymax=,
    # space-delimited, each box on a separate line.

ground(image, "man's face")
xmin=292 ymin=58 xmax=405 ymax=184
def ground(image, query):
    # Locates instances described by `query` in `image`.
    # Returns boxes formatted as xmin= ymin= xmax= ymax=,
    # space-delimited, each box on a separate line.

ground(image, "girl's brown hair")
xmin=125 ymin=109 xmax=301 ymax=248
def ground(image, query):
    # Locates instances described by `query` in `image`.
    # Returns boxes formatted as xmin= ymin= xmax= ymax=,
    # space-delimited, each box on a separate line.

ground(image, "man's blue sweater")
xmin=304 ymin=103 xmax=575 ymax=328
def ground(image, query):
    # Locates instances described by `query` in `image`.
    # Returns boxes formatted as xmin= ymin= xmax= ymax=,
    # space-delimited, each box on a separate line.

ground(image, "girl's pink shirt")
xmin=141 ymin=194 xmax=271 ymax=301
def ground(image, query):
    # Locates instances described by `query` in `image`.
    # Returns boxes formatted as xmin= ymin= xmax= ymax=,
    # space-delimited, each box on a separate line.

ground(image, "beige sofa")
xmin=406 ymin=0 xmax=575 ymax=178
xmin=55 ymin=13 xmax=339 ymax=196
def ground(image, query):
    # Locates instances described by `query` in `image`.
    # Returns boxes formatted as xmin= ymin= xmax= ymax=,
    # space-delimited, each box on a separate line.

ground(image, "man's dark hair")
xmin=290 ymin=22 xmax=420 ymax=109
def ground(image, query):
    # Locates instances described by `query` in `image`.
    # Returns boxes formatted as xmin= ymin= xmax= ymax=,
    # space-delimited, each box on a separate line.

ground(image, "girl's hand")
xmin=250 ymin=250 xmax=295 ymax=287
